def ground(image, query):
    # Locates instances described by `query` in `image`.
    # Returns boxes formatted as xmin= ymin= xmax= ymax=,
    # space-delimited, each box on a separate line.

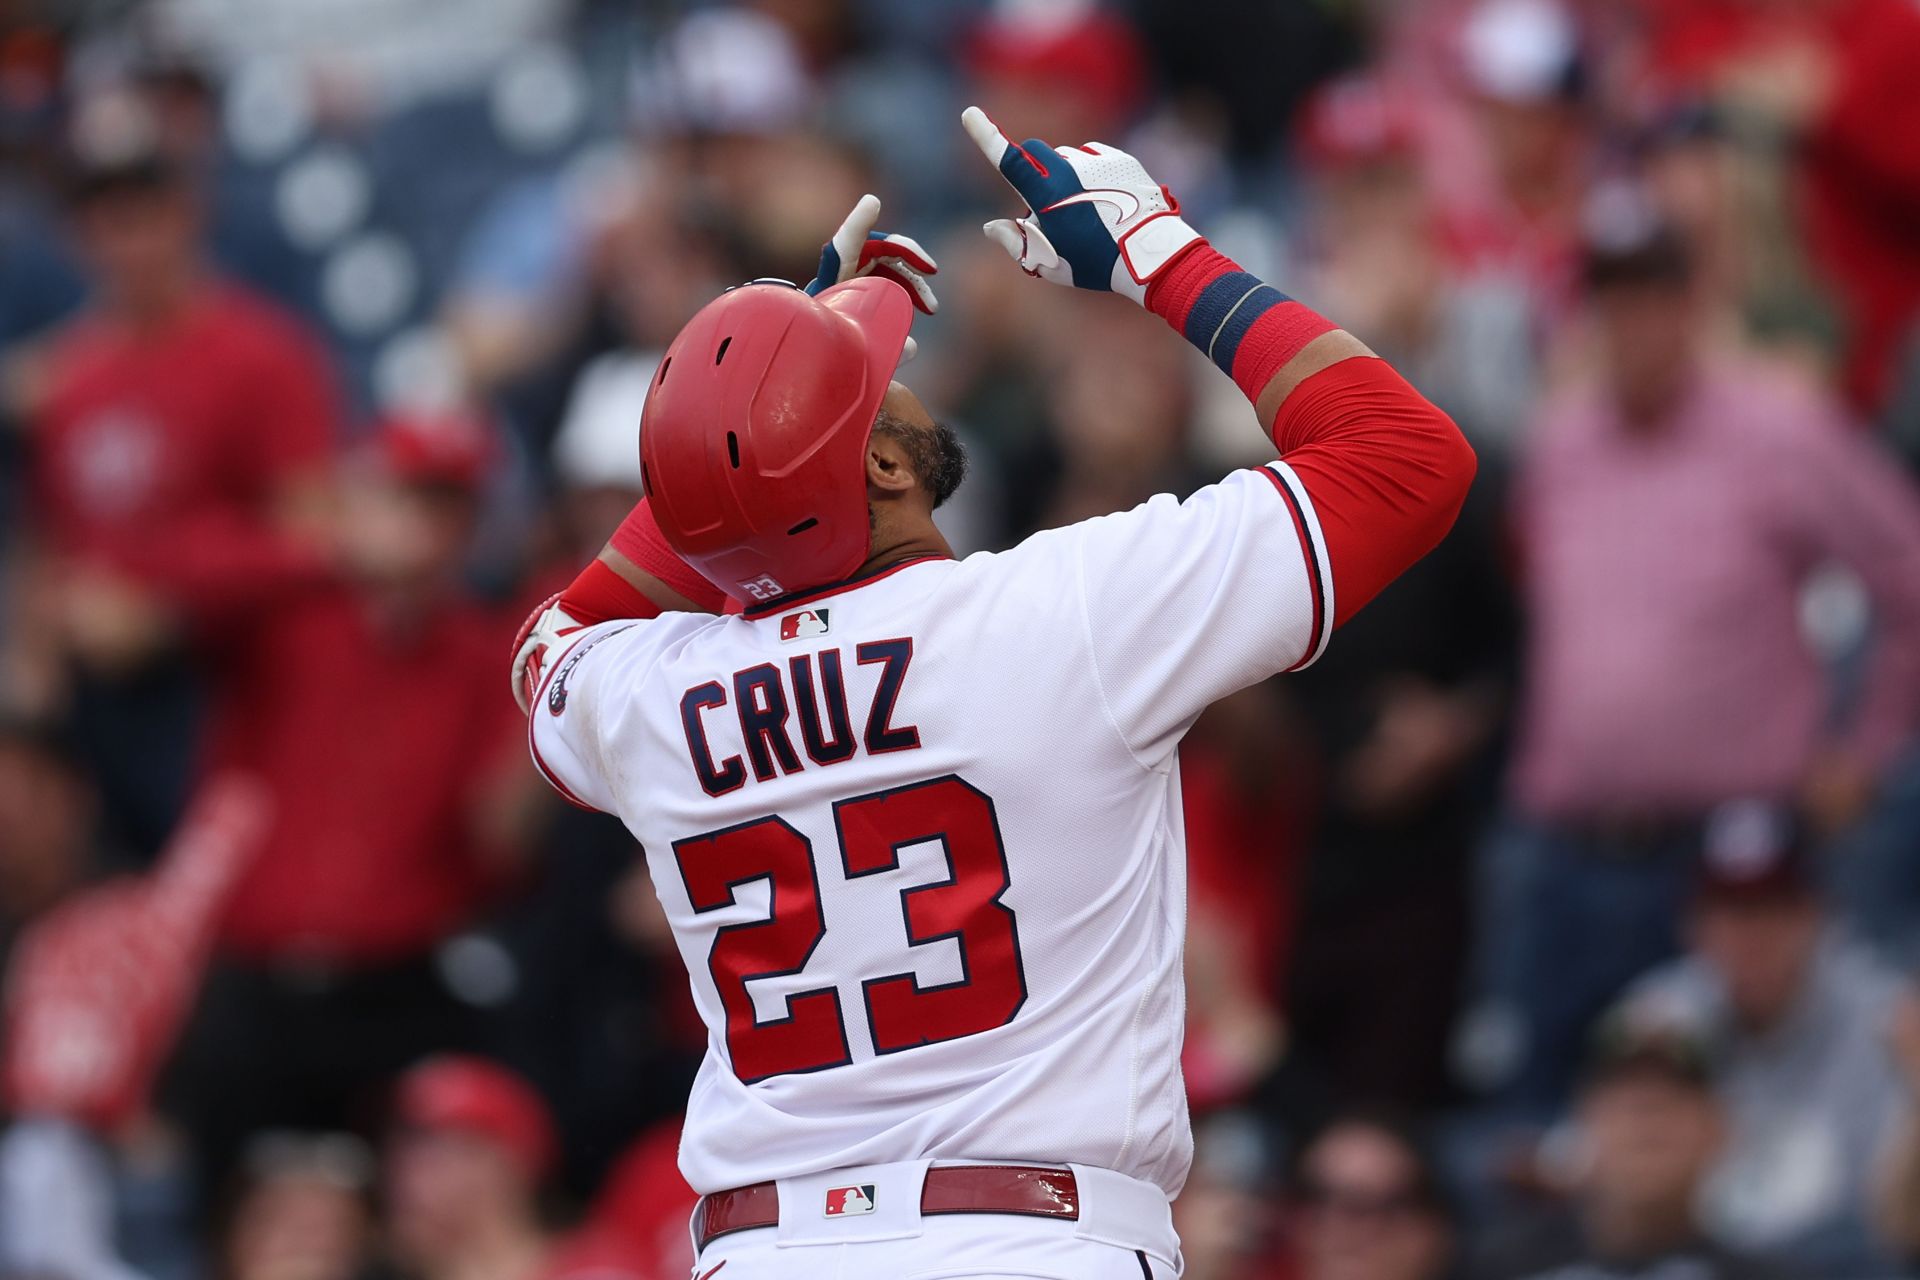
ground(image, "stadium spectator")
xmin=963 ymin=5 xmax=1148 ymax=151
xmin=220 ymin=1133 xmax=379 ymax=1280
xmin=1440 ymin=0 xmax=1595 ymax=317
xmin=1294 ymin=73 xmax=1540 ymax=457
xmin=163 ymin=416 xmax=532 ymax=1187
xmin=0 ymin=716 xmax=100 ymax=964
xmin=0 ymin=778 xmax=267 ymax=1280
xmin=1180 ymin=687 xmax=1299 ymax=1110
xmin=537 ymin=1119 xmax=695 ymax=1280
xmin=1473 ymin=1017 xmax=1782 ymax=1280
xmin=1634 ymin=0 xmax=1920 ymax=417
xmin=1280 ymin=475 xmax=1511 ymax=1109
xmin=1288 ymin=1112 xmax=1457 ymax=1280
xmin=3 ymin=1 xmax=1920 ymax=1272
xmin=1170 ymin=1117 xmax=1287 ymax=1280
xmin=16 ymin=89 xmax=337 ymax=855
xmin=1872 ymin=989 xmax=1920 ymax=1265
xmin=1611 ymin=801 xmax=1910 ymax=1275
xmin=1476 ymin=201 xmax=1920 ymax=1113
xmin=385 ymin=1056 xmax=557 ymax=1280
xmin=1280 ymin=77 xmax=1520 ymax=1107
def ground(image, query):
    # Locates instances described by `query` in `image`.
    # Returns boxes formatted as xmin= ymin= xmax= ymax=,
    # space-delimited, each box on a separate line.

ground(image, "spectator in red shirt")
xmin=540 ymin=1120 xmax=697 ymax=1280
xmin=16 ymin=91 xmax=338 ymax=855
xmin=385 ymin=1057 xmax=558 ymax=1280
xmin=163 ymin=414 xmax=535 ymax=1189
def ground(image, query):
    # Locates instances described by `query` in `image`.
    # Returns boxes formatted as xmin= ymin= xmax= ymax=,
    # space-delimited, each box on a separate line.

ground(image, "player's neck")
xmin=858 ymin=514 xmax=954 ymax=579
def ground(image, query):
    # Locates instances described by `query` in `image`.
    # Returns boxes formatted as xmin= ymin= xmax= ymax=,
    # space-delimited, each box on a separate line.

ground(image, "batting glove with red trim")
xmin=805 ymin=193 xmax=940 ymax=316
xmin=510 ymin=593 xmax=585 ymax=715
xmin=962 ymin=105 xmax=1202 ymax=305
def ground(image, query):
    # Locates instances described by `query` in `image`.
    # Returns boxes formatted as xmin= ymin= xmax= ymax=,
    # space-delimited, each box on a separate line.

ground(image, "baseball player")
xmin=511 ymin=110 xmax=1476 ymax=1279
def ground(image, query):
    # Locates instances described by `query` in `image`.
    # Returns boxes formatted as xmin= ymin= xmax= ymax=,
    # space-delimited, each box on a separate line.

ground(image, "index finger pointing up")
xmin=961 ymin=105 xmax=1011 ymax=166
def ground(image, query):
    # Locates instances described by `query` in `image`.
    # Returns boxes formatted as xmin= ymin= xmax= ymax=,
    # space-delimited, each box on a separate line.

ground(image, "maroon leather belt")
xmin=695 ymin=1164 xmax=1080 ymax=1250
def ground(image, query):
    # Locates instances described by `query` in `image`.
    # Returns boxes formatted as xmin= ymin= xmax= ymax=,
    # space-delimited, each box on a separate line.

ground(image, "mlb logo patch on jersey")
xmin=823 ymin=1184 xmax=876 ymax=1217
xmin=780 ymin=608 xmax=830 ymax=642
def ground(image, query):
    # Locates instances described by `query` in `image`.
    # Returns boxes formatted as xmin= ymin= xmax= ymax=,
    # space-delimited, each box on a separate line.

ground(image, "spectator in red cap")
xmin=1635 ymin=0 xmax=1920 ymax=417
xmin=163 ymin=415 xmax=537 ymax=1191
xmin=387 ymin=1056 xmax=556 ymax=1280
xmin=1294 ymin=73 xmax=1540 ymax=456
xmin=964 ymin=3 xmax=1148 ymax=151
xmin=14 ymin=89 xmax=339 ymax=857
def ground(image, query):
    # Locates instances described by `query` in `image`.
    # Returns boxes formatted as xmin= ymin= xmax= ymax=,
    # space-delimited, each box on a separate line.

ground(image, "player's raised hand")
xmin=806 ymin=194 xmax=940 ymax=315
xmin=961 ymin=105 xmax=1202 ymax=305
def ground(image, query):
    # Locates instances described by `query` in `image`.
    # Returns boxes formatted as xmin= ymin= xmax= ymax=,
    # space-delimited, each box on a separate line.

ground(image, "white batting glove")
xmin=805 ymin=193 xmax=940 ymax=316
xmin=962 ymin=105 xmax=1203 ymax=305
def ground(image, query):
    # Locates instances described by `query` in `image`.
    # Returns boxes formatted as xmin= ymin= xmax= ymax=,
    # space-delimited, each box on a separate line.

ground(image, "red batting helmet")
xmin=640 ymin=277 xmax=914 ymax=602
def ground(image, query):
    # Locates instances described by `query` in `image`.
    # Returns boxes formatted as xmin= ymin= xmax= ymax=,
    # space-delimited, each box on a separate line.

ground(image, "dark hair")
xmin=1582 ymin=224 xmax=1693 ymax=293
xmin=0 ymin=712 xmax=83 ymax=772
xmin=872 ymin=409 xmax=968 ymax=508
xmin=1292 ymin=1106 xmax=1456 ymax=1222
xmin=63 ymin=153 xmax=184 ymax=209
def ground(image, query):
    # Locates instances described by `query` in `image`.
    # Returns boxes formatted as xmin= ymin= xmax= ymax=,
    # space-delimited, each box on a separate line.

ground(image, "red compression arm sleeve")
xmin=1274 ymin=357 xmax=1476 ymax=626
xmin=559 ymin=498 xmax=729 ymax=625
xmin=1145 ymin=240 xmax=1477 ymax=629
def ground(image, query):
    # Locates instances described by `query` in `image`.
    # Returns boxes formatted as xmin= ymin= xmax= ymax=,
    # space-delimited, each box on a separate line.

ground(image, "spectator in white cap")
xmin=1446 ymin=0 xmax=1593 ymax=312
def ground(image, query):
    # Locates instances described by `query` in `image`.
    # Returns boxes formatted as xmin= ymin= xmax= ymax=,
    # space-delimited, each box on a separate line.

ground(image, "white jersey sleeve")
xmin=526 ymin=617 xmax=674 ymax=814
xmin=1067 ymin=461 xmax=1333 ymax=766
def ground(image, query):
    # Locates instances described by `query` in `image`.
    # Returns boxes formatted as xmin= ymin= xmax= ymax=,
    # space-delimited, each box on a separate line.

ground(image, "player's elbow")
xmin=1380 ymin=404 xmax=1477 ymax=590
xmin=1430 ymin=409 xmax=1477 ymax=527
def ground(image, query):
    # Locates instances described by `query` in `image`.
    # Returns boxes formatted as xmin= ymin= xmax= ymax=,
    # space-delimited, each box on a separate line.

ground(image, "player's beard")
xmin=873 ymin=411 xmax=969 ymax=509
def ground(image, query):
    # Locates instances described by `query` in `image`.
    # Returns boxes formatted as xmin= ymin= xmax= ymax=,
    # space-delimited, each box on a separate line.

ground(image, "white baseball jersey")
xmin=529 ymin=462 xmax=1333 ymax=1197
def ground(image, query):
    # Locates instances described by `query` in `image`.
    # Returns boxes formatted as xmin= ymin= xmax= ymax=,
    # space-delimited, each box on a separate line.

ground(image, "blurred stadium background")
xmin=1 ymin=0 xmax=1920 ymax=1277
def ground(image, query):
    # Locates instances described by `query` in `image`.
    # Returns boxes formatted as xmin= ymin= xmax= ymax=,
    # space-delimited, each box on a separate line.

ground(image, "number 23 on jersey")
xmin=671 ymin=774 xmax=1027 ymax=1083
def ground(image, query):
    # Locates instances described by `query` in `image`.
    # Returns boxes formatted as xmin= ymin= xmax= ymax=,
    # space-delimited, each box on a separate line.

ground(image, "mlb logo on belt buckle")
xmin=823 ymin=1183 xmax=876 ymax=1217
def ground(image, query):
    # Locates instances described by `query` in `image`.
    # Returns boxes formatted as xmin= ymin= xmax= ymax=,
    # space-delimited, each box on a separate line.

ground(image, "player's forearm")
xmin=1145 ymin=242 xmax=1357 ymax=434
xmin=1146 ymin=243 xmax=1476 ymax=626
xmin=560 ymin=498 xmax=728 ymax=625
xmin=512 ymin=497 xmax=726 ymax=715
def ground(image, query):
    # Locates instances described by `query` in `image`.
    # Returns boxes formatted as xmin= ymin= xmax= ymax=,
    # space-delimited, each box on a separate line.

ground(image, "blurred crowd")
xmin=1 ymin=0 xmax=1920 ymax=1277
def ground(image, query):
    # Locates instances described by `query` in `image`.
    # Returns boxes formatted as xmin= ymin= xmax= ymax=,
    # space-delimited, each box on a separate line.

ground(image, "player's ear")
xmin=865 ymin=422 xmax=919 ymax=498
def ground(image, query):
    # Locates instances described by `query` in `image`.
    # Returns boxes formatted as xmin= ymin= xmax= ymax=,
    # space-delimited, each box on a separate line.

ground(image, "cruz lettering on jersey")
xmin=791 ymin=650 xmax=857 ymax=765
xmin=735 ymin=664 xmax=805 ymax=781
xmin=680 ymin=681 xmax=747 ymax=797
xmin=856 ymin=639 xmax=920 ymax=753
xmin=680 ymin=643 xmax=921 ymax=795
xmin=824 ymin=1184 xmax=876 ymax=1217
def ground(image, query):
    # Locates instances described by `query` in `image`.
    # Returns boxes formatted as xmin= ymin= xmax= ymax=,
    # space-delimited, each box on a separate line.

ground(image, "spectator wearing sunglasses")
xmin=1290 ymin=1111 xmax=1459 ymax=1280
